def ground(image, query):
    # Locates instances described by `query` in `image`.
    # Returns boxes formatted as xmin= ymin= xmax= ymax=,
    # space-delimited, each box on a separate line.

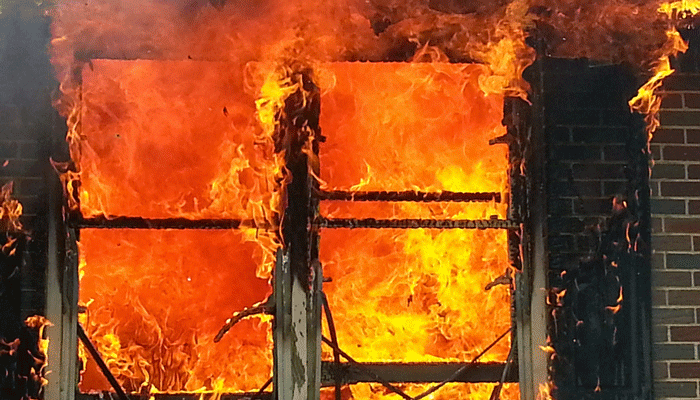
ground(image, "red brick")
xmin=661 ymin=93 xmax=684 ymax=109
xmin=668 ymin=290 xmax=700 ymax=306
xmin=695 ymin=271 xmax=700 ymax=286
xmin=654 ymin=324 xmax=669 ymax=342
xmin=662 ymin=75 xmax=700 ymax=91
xmin=653 ymin=270 xmax=693 ymax=286
xmin=653 ymin=128 xmax=685 ymax=143
xmin=686 ymin=93 xmax=700 ymax=109
xmin=669 ymin=362 xmax=700 ymax=379
xmin=653 ymin=235 xmax=692 ymax=251
xmin=654 ymin=361 xmax=669 ymax=379
xmin=651 ymin=164 xmax=686 ymax=179
xmin=693 ymin=236 xmax=700 ymax=251
xmin=653 ymin=289 xmax=668 ymax=306
xmin=654 ymin=381 xmax=698 ymax=398
xmin=687 ymin=129 xmax=700 ymax=144
xmin=653 ymin=308 xmax=696 ymax=324
xmin=666 ymin=218 xmax=700 ymax=234
xmin=654 ymin=343 xmax=696 ymax=359
xmin=689 ymin=164 xmax=700 ymax=179
xmin=690 ymin=200 xmax=700 ymax=214
xmin=660 ymin=181 xmax=700 ymax=197
xmin=671 ymin=326 xmax=700 ymax=342
xmin=663 ymin=145 xmax=700 ymax=161
xmin=651 ymin=144 xmax=662 ymax=160
xmin=667 ymin=253 xmax=700 ymax=269
xmin=660 ymin=110 xmax=700 ymax=126
xmin=652 ymin=199 xmax=686 ymax=214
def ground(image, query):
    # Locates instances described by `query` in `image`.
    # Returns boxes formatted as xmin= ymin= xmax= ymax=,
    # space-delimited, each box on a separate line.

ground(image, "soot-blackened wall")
xmin=528 ymin=58 xmax=654 ymax=399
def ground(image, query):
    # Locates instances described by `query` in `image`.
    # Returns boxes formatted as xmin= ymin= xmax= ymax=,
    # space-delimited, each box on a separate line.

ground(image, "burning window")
xmin=45 ymin=1 xmax=696 ymax=399
xmin=66 ymin=57 xmax=517 ymax=399
xmin=76 ymin=60 xmax=277 ymax=393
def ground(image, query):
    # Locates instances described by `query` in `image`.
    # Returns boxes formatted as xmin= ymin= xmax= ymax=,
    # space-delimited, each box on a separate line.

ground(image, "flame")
xmin=606 ymin=286 xmax=624 ymax=314
xmin=25 ymin=316 xmax=53 ymax=391
xmin=1 ymin=182 xmax=23 ymax=232
xmin=47 ymin=0 xmax=700 ymax=398
xmin=318 ymin=62 xmax=514 ymax=399
xmin=629 ymin=4 xmax=698 ymax=140
xmin=659 ymin=1 xmax=700 ymax=18
xmin=537 ymin=382 xmax=554 ymax=400
xmin=66 ymin=59 xmax=278 ymax=393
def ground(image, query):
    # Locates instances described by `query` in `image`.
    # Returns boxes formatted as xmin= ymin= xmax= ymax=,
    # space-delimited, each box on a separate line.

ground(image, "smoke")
xmin=50 ymin=0 xmax=686 ymax=107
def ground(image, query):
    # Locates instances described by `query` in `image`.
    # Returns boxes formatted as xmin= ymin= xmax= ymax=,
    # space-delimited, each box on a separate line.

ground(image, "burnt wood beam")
xmin=317 ymin=190 xmax=501 ymax=203
xmin=70 ymin=215 xmax=272 ymax=230
xmin=320 ymin=361 xmax=518 ymax=385
xmin=273 ymin=69 xmax=323 ymax=400
xmin=315 ymin=217 xmax=519 ymax=230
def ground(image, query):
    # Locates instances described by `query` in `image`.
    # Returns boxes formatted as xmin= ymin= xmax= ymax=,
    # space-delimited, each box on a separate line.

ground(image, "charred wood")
xmin=72 ymin=215 xmax=272 ymax=230
xmin=321 ymin=361 xmax=517 ymax=386
xmin=315 ymin=217 xmax=519 ymax=230
xmin=317 ymin=190 xmax=500 ymax=203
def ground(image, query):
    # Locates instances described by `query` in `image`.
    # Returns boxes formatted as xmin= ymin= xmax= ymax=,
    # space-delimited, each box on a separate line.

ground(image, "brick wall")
xmin=0 ymin=1 xmax=62 ymax=320
xmin=534 ymin=58 xmax=654 ymax=399
xmin=650 ymin=73 xmax=700 ymax=399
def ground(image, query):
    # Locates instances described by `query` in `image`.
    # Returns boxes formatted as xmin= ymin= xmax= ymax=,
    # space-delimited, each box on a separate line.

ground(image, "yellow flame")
xmin=628 ymin=42 xmax=679 ymax=139
xmin=1 ymin=182 xmax=23 ymax=232
xmin=537 ymin=382 xmax=554 ymax=400
xmin=25 ymin=316 xmax=53 ymax=390
xmin=659 ymin=1 xmax=700 ymax=18
xmin=630 ymin=4 xmax=697 ymax=140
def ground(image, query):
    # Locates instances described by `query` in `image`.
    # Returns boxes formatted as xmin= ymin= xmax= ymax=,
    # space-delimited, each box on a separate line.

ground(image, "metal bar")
xmin=76 ymin=393 xmax=272 ymax=400
xmin=489 ymin=342 xmax=516 ymax=400
xmin=413 ymin=327 xmax=512 ymax=400
xmin=315 ymin=217 xmax=519 ymax=230
xmin=71 ymin=215 xmax=272 ymax=230
xmin=321 ymin=361 xmax=517 ymax=386
xmin=321 ymin=336 xmax=413 ymax=400
xmin=214 ymin=297 xmax=274 ymax=343
xmin=318 ymin=190 xmax=501 ymax=203
xmin=77 ymin=323 xmax=129 ymax=400
xmin=321 ymin=293 xmax=342 ymax=400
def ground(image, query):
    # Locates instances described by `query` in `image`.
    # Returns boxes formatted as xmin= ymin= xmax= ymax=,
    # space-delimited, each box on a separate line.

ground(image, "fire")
xmin=537 ymin=382 xmax=554 ymax=400
xmin=1 ymin=182 xmax=23 ymax=233
xmin=72 ymin=60 xmax=277 ymax=392
xmin=629 ymin=3 xmax=699 ymax=140
xmin=24 ymin=316 xmax=53 ymax=392
xmin=605 ymin=286 xmax=624 ymax=314
xmin=46 ymin=0 xmax=700 ymax=399
xmin=318 ymin=62 xmax=514 ymax=399
xmin=659 ymin=1 xmax=700 ymax=18
xmin=628 ymin=41 xmax=682 ymax=140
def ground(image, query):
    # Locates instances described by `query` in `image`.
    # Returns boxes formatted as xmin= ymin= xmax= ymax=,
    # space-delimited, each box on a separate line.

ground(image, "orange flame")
xmin=316 ymin=62 xmax=515 ymax=399
xmin=659 ymin=1 xmax=700 ymax=18
xmin=629 ymin=3 xmax=698 ymax=140
xmin=47 ymin=1 xmax=700 ymax=398
xmin=606 ymin=286 xmax=624 ymax=314
xmin=25 ymin=316 xmax=53 ymax=391
xmin=1 ymin=182 xmax=23 ymax=233
xmin=537 ymin=382 xmax=555 ymax=400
